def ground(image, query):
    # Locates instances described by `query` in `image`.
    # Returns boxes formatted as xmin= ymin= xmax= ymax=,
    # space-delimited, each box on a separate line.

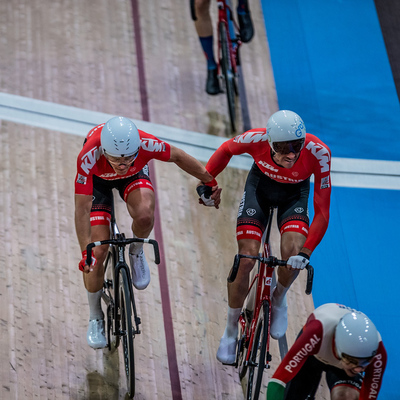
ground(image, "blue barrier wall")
xmin=261 ymin=0 xmax=400 ymax=161
xmin=261 ymin=1 xmax=399 ymax=398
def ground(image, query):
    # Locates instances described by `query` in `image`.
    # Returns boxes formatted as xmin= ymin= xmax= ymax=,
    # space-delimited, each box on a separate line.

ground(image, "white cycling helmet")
xmin=101 ymin=116 xmax=141 ymax=157
xmin=335 ymin=311 xmax=379 ymax=359
xmin=266 ymin=110 xmax=306 ymax=153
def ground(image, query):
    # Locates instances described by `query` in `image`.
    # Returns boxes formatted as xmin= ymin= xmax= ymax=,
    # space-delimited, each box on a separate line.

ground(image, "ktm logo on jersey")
xmin=141 ymin=139 xmax=165 ymax=152
xmin=80 ymin=146 xmax=102 ymax=174
xmin=258 ymin=160 xmax=279 ymax=172
xmin=306 ymin=141 xmax=330 ymax=173
xmin=234 ymin=130 xmax=267 ymax=144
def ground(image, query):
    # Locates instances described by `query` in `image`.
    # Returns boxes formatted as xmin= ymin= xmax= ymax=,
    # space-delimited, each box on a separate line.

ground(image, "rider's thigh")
xmin=280 ymin=231 xmax=306 ymax=260
xmin=331 ymin=385 xmax=359 ymax=400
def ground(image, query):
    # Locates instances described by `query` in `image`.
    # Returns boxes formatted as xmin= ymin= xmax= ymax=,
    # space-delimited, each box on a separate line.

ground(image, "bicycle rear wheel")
xmin=219 ymin=21 xmax=237 ymax=132
xmin=246 ymin=301 xmax=270 ymax=400
xmin=119 ymin=267 xmax=135 ymax=398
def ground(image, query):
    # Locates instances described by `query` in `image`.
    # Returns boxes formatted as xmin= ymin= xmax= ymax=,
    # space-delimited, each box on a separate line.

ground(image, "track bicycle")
xmin=228 ymin=206 xmax=314 ymax=400
xmin=86 ymin=200 xmax=160 ymax=398
xmin=190 ymin=0 xmax=242 ymax=132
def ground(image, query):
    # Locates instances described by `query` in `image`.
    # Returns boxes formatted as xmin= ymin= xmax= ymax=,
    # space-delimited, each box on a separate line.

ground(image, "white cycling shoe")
xmin=216 ymin=336 xmax=237 ymax=365
xmin=87 ymin=319 xmax=107 ymax=349
xmin=270 ymin=302 xmax=288 ymax=340
xmin=129 ymin=246 xmax=150 ymax=290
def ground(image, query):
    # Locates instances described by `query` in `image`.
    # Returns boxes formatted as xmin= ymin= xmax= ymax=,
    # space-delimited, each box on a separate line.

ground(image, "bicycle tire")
xmin=246 ymin=301 xmax=270 ymax=400
xmin=237 ymin=327 xmax=249 ymax=380
xmin=219 ymin=21 xmax=237 ymax=132
xmin=104 ymin=246 xmax=120 ymax=349
xmin=119 ymin=267 xmax=135 ymax=398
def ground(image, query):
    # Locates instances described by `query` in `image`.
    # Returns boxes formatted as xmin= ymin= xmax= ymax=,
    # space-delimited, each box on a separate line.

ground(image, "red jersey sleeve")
xmin=270 ymin=318 xmax=323 ymax=385
xmin=359 ymin=341 xmax=387 ymax=399
xmin=206 ymin=130 xmax=267 ymax=177
xmin=74 ymin=125 xmax=104 ymax=196
xmin=303 ymin=137 xmax=332 ymax=252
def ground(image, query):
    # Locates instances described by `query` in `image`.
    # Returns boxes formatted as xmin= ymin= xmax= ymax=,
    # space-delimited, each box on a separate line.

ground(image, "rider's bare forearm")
xmin=169 ymin=146 xmax=215 ymax=184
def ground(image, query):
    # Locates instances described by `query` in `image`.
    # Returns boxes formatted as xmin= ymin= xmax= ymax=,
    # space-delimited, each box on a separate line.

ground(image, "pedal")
xmin=104 ymin=279 xmax=113 ymax=289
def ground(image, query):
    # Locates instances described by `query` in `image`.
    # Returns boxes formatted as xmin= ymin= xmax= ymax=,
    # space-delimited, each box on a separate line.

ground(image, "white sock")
xmin=223 ymin=307 xmax=241 ymax=339
xmin=87 ymin=290 xmax=103 ymax=320
xmin=129 ymin=233 xmax=143 ymax=255
xmin=272 ymin=281 xmax=289 ymax=307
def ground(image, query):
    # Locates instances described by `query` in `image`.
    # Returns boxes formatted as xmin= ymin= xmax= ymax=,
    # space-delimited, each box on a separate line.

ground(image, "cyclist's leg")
xmin=84 ymin=178 xmax=114 ymax=348
xmin=120 ymin=166 xmax=155 ymax=290
xmin=84 ymin=178 xmax=114 ymax=293
xmin=270 ymin=180 xmax=310 ymax=339
xmin=194 ymin=0 xmax=220 ymax=94
xmin=217 ymin=164 xmax=267 ymax=364
xmin=236 ymin=0 xmax=254 ymax=43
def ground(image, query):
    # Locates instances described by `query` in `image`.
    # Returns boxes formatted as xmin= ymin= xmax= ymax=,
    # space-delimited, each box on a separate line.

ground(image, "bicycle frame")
xmin=235 ymin=208 xmax=277 ymax=370
xmin=216 ymin=0 xmax=241 ymax=77
xmin=230 ymin=207 xmax=314 ymax=399
xmin=86 ymin=216 xmax=160 ymax=341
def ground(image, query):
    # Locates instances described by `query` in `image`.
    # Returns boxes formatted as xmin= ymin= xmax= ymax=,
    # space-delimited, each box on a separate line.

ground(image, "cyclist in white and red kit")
xmin=75 ymin=116 xmax=220 ymax=349
xmin=267 ymin=303 xmax=387 ymax=399
xmin=197 ymin=110 xmax=331 ymax=364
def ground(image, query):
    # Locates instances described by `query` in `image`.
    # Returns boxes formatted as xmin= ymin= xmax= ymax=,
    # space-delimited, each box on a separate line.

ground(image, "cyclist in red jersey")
xmin=197 ymin=110 xmax=331 ymax=364
xmin=193 ymin=0 xmax=254 ymax=94
xmin=75 ymin=116 xmax=221 ymax=349
xmin=266 ymin=303 xmax=387 ymax=399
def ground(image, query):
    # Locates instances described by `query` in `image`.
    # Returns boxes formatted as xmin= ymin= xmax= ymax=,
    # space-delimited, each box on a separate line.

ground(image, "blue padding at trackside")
xmin=309 ymin=185 xmax=398 ymax=399
xmin=261 ymin=0 xmax=400 ymax=161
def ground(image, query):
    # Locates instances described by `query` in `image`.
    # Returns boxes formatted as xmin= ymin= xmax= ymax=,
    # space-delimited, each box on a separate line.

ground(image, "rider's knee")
xmin=134 ymin=211 xmax=154 ymax=231
xmin=238 ymin=257 xmax=257 ymax=275
xmin=331 ymin=386 xmax=359 ymax=400
xmin=281 ymin=232 xmax=306 ymax=259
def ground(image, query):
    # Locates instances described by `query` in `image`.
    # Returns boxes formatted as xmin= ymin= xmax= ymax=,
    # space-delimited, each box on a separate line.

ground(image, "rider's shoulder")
xmin=304 ymin=133 xmax=331 ymax=153
xmin=232 ymin=128 xmax=267 ymax=144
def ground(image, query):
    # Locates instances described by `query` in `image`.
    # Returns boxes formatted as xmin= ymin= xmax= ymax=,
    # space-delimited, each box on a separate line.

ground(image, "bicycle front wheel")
xmin=119 ymin=267 xmax=135 ymax=398
xmin=219 ymin=21 xmax=237 ymax=132
xmin=246 ymin=301 xmax=270 ymax=400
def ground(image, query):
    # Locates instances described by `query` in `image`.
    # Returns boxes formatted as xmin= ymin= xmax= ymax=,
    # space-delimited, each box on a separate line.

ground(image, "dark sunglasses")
xmin=272 ymin=138 xmax=305 ymax=155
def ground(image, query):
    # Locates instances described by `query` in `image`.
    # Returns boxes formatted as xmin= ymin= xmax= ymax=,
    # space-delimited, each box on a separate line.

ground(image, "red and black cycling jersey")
xmin=205 ymin=128 xmax=331 ymax=252
xmin=75 ymin=123 xmax=171 ymax=196
xmin=267 ymin=303 xmax=387 ymax=400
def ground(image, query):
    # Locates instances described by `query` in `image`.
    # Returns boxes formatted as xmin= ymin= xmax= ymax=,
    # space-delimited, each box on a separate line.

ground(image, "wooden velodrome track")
xmin=0 ymin=1 xmax=329 ymax=399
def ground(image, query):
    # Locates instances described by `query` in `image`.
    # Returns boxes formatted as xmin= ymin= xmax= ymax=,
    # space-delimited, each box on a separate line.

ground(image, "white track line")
xmin=1 ymin=92 xmax=399 ymax=190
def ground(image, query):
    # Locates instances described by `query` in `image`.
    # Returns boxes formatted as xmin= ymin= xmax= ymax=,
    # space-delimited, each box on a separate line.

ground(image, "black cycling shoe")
xmin=206 ymin=68 xmax=220 ymax=95
xmin=238 ymin=11 xmax=254 ymax=43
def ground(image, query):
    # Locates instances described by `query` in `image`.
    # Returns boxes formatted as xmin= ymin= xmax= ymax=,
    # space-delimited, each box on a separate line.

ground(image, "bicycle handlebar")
xmin=227 ymin=253 xmax=314 ymax=295
xmin=86 ymin=238 xmax=161 ymax=266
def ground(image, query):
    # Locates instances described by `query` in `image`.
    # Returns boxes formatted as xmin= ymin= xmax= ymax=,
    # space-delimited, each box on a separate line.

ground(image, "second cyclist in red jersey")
xmin=75 ymin=116 xmax=221 ymax=349
xmin=198 ymin=110 xmax=332 ymax=364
